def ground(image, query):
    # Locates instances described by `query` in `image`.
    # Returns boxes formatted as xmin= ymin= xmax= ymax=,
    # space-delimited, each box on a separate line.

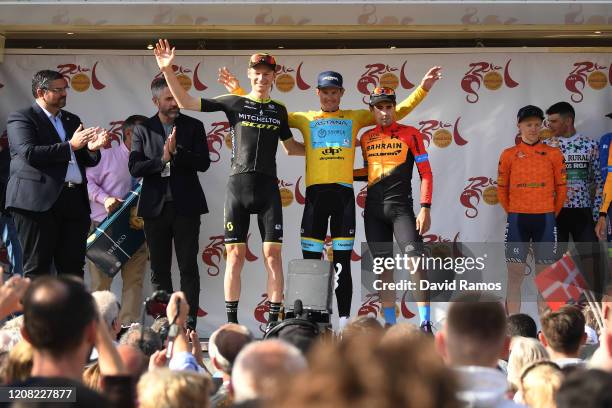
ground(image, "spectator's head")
xmin=381 ymin=322 xmax=424 ymax=346
xmin=137 ymin=368 xmax=211 ymax=408
xmin=546 ymin=101 xmax=576 ymax=137
xmin=507 ymin=336 xmax=549 ymax=390
xmin=121 ymin=114 xmax=148 ymax=150
xmin=2 ymin=340 xmax=33 ymax=383
xmin=208 ymin=323 xmax=252 ymax=376
xmin=21 ymin=276 xmax=97 ymax=363
xmin=91 ymin=291 xmax=121 ymax=339
xmin=231 ymin=339 xmax=307 ymax=404
xmin=150 ymin=77 xmax=179 ymax=120
xmin=273 ymin=333 xmax=458 ymax=408
xmin=31 ymin=70 xmax=68 ymax=111
xmin=341 ymin=315 xmax=384 ymax=341
xmin=520 ymin=360 xmax=563 ymax=408
xmin=602 ymin=284 xmax=612 ymax=329
xmin=119 ymin=324 xmax=162 ymax=357
xmin=556 ymin=369 xmax=612 ymax=408
xmin=116 ymin=344 xmax=147 ymax=380
xmin=539 ymin=305 xmax=586 ymax=358
xmin=508 ymin=313 xmax=538 ymax=339
xmin=435 ymin=293 xmax=508 ymax=367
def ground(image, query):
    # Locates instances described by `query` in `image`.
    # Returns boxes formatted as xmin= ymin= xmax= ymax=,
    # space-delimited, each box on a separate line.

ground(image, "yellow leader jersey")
xmin=233 ymin=86 xmax=428 ymax=187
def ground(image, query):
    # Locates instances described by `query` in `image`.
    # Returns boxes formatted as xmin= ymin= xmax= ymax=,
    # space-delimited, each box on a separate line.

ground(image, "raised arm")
xmin=155 ymin=39 xmax=201 ymax=111
xmin=395 ymin=66 xmax=442 ymax=121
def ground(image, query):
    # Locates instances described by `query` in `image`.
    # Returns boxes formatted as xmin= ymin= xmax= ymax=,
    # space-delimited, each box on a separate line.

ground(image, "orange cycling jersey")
xmin=355 ymin=123 xmax=432 ymax=206
xmin=497 ymin=140 xmax=567 ymax=214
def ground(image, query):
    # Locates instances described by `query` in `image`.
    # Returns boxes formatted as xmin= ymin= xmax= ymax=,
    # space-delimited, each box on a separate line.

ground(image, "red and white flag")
xmin=534 ymin=254 xmax=587 ymax=311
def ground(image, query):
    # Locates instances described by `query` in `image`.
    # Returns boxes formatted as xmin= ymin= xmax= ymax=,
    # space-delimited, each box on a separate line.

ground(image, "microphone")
xmin=294 ymin=299 xmax=303 ymax=319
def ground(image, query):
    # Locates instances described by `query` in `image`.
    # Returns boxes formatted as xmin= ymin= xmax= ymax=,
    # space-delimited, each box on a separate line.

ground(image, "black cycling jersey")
xmin=200 ymin=94 xmax=293 ymax=178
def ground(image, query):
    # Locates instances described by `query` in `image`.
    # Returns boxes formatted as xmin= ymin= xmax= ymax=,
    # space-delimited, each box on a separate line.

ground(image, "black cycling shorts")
xmin=300 ymin=184 xmax=355 ymax=253
xmin=505 ymin=212 xmax=558 ymax=264
xmin=364 ymin=200 xmax=422 ymax=259
xmin=224 ymin=173 xmax=283 ymax=244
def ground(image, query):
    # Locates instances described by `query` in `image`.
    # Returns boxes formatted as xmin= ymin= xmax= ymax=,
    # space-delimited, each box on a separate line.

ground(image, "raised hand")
xmin=154 ymin=39 xmax=176 ymax=71
xmin=218 ymin=67 xmax=241 ymax=93
xmin=420 ymin=66 xmax=443 ymax=92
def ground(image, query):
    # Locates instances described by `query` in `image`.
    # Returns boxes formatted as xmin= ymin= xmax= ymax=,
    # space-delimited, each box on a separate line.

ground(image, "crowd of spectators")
xmin=1 ymin=274 xmax=612 ymax=408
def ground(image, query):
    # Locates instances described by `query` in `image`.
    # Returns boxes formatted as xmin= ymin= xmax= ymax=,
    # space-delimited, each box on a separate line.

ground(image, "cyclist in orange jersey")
xmin=497 ymin=105 xmax=567 ymax=314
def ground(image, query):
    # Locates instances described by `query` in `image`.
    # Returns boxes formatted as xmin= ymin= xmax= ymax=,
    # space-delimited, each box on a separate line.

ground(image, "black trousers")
xmin=143 ymin=202 xmax=201 ymax=322
xmin=11 ymin=185 xmax=90 ymax=279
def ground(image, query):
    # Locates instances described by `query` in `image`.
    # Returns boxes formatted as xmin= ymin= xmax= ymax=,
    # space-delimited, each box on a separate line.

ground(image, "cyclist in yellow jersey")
xmin=219 ymin=66 xmax=441 ymax=330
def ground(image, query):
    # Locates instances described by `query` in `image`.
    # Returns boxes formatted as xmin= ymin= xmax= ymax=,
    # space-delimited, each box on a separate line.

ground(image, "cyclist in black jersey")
xmin=154 ymin=39 xmax=304 ymax=325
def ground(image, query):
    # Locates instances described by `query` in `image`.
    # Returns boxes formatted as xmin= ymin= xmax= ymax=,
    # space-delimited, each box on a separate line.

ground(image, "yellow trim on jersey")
xmin=601 ymin=147 xmax=612 ymax=213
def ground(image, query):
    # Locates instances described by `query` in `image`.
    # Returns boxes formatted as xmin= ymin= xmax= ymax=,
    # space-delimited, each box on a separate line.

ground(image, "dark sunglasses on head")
xmin=250 ymin=53 xmax=276 ymax=66
xmin=371 ymin=87 xmax=396 ymax=96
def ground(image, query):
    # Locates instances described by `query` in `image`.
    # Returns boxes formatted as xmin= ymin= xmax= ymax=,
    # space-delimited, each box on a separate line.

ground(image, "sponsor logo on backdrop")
xmin=274 ymin=63 xmax=310 ymax=93
xmin=564 ymin=4 xmax=612 ymax=25
xmin=460 ymin=177 xmax=498 ymax=218
xmin=278 ymin=179 xmax=295 ymax=207
xmin=153 ymin=63 xmax=207 ymax=92
xmin=103 ymin=121 xmax=124 ymax=149
xmin=254 ymin=6 xmax=311 ymax=25
xmin=357 ymin=61 xmax=415 ymax=103
xmin=358 ymin=291 xmax=415 ymax=320
xmin=565 ymin=61 xmax=610 ymax=103
xmin=357 ymin=4 xmax=414 ymax=25
xmin=207 ymin=121 xmax=230 ymax=162
xmin=461 ymin=60 xmax=519 ymax=103
xmin=201 ymin=233 xmax=258 ymax=277
xmin=461 ymin=7 xmax=518 ymax=24
xmin=418 ymin=117 xmax=468 ymax=148
xmin=57 ymin=62 xmax=106 ymax=92
xmin=356 ymin=185 xmax=367 ymax=217
xmin=254 ymin=293 xmax=271 ymax=333
xmin=293 ymin=176 xmax=306 ymax=205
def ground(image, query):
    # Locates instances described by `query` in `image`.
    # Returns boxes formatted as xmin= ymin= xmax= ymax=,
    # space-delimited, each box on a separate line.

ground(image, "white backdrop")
xmin=1 ymin=49 xmax=611 ymax=336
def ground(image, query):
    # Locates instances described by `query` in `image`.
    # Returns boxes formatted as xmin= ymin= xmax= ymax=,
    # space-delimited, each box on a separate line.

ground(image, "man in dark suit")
xmin=129 ymin=77 xmax=210 ymax=329
xmin=6 ymin=70 xmax=109 ymax=279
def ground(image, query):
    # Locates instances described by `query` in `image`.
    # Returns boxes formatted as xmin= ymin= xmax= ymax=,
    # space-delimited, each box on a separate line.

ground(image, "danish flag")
xmin=534 ymin=254 xmax=587 ymax=311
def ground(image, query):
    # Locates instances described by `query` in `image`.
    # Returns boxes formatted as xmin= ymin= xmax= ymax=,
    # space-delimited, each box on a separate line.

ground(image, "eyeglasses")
xmin=45 ymin=86 xmax=69 ymax=94
xmin=371 ymin=87 xmax=396 ymax=96
xmin=249 ymin=53 xmax=276 ymax=67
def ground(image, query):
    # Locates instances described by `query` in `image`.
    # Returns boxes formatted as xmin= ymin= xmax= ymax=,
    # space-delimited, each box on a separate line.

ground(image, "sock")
xmin=268 ymin=301 xmax=282 ymax=323
xmin=418 ymin=305 xmax=431 ymax=324
xmin=338 ymin=316 xmax=350 ymax=331
xmin=225 ymin=300 xmax=239 ymax=323
xmin=383 ymin=306 xmax=396 ymax=325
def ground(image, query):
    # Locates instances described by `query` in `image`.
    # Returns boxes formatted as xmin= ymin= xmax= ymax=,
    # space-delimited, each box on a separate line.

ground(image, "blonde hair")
xmin=137 ymin=368 xmax=211 ymax=408
xmin=82 ymin=362 xmax=102 ymax=392
xmin=520 ymin=361 xmax=563 ymax=408
xmin=2 ymin=340 xmax=33 ymax=383
xmin=507 ymin=336 xmax=549 ymax=389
